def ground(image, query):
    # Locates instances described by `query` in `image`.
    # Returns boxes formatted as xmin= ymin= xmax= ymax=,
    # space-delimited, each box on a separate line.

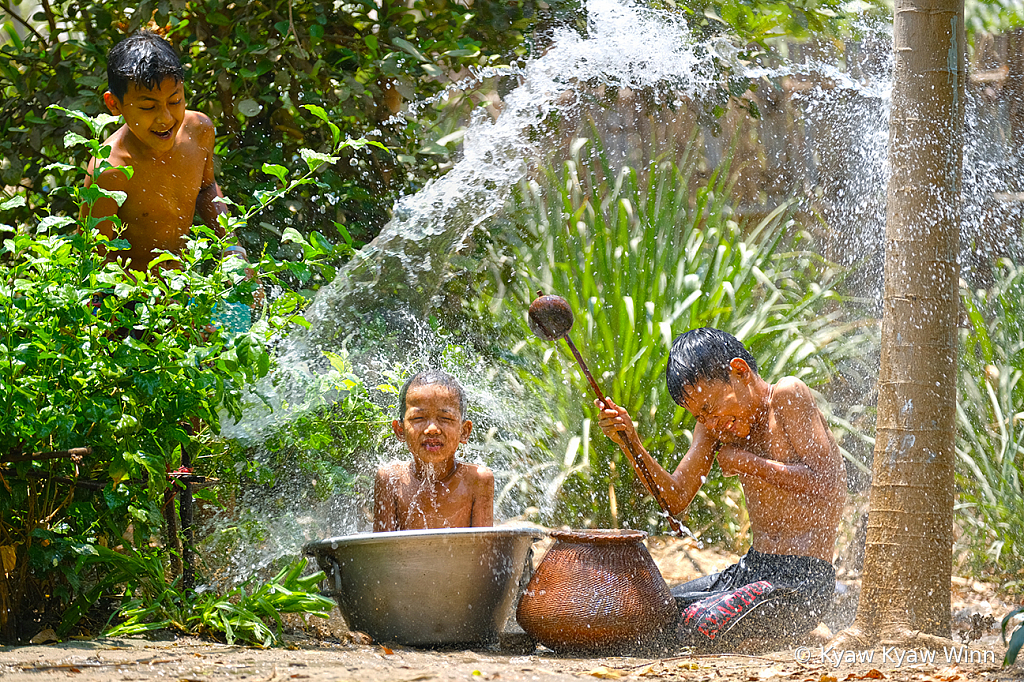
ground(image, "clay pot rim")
xmin=549 ymin=528 xmax=648 ymax=544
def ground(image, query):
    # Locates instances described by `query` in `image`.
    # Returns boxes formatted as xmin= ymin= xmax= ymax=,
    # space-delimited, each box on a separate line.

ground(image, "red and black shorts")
xmin=671 ymin=549 xmax=835 ymax=649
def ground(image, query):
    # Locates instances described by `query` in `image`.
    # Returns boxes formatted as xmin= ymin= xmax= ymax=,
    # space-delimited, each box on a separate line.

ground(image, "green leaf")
xmin=262 ymin=163 xmax=289 ymax=184
xmin=238 ymin=99 xmax=262 ymax=117
xmin=281 ymin=227 xmax=310 ymax=248
xmin=1 ymin=195 xmax=26 ymax=210
xmin=421 ymin=63 xmax=444 ymax=78
xmin=37 ymin=215 xmax=76 ymax=233
xmin=298 ymin=148 xmax=338 ymax=172
xmin=43 ymin=162 xmax=77 ymax=173
xmin=392 ymin=37 xmax=427 ymax=62
xmin=64 ymin=131 xmax=91 ymax=148
xmin=1004 ymin=606 xmax=1024 ymax=665
xmin=301 ymin=104 xmax=331 ymax=125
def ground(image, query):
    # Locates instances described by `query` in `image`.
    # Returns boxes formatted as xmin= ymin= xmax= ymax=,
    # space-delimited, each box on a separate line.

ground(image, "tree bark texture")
xmin=856 ymin=0 xmax=965 ymax=638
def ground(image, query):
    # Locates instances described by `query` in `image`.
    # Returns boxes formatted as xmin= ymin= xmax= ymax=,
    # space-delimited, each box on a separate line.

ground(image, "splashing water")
xmin=283 ymin=0 xmax=723 ymax=359
xmin=209 ymin=0 xmax=1023 ymax=585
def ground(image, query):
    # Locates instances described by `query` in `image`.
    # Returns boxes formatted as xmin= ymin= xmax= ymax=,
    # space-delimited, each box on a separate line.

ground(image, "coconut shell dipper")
xmin=528 ymin=292 xmax=687 ymax=536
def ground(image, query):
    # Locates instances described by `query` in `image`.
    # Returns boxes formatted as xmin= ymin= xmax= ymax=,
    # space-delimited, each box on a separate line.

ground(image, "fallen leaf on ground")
xmin=350 ymin=630 xmax=373 ymax=645
xmin=587 ymin=666 xmax=623 ymax=679
xmin=844 ymin=670 xmax=886 ymax=680
xmin=820 ymin=675 xmax=838 ymax=682
xmin=29 ymin=628 xmax=58 ymax=645
xmin=934 ymin=666 xmax=961 ymax=681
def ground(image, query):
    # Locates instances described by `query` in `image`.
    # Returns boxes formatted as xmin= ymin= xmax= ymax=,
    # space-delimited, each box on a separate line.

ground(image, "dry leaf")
xmin=587 ymin=666 xmax=623 ymax=679
xmin=29 ymin=628 xmax=58 ymax=645
xmin=348 ymin=630 xmax=373 ymax=645
xmin=380 ymin=645 xmax=394 ymax=655
xmin=679 ymin=662 xmax=700 ymax=670
xmin=0 ymin=545 xmax=15 ymax=576
xmin=635 ymin=664 xmax=657 ymax=676
xmin=934 ymin=666 xmax=961 ymax=682
xmin=820 ymin=675 xmax=838 ymax=682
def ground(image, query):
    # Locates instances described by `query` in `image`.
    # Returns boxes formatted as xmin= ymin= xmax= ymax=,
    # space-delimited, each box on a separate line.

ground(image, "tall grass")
xmin=488 ymin=133 xmax=866 ymax=535
xmin=956 ymin=258 xmax=1024 ymax=585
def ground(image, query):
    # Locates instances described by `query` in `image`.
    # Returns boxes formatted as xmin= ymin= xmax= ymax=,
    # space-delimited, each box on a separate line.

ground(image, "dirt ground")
xmin=2 ymin=538 xmax=1021 ymax=682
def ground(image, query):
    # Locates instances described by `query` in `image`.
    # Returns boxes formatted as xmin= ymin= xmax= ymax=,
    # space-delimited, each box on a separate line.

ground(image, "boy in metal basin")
xmin=597 ymin=327 xmax=846 ymax=650
xmin=374 ymin=370 xmax=494 ymax=532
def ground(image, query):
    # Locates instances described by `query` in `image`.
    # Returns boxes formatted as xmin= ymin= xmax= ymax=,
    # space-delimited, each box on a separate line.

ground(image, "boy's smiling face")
xmin=680 ymin=358 xmax=762 ymax=443
xmin=104 ymin=76 xmax=186 ymax=157
xmin=392 ymin=383 xmax=472 ymax=476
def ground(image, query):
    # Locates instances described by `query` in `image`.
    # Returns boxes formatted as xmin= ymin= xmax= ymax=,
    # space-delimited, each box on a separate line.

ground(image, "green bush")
xmin=0 ymin=106 xmax=363 ymax=641
xmin=60 ymin=547 xmax=332 ymax=647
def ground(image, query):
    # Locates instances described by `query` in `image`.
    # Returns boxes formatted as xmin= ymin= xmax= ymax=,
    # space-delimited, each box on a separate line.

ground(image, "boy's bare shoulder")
xmin=773 ymin=376 xmax=815 ymax=404
xmin=183 ymin=110 xmax=215 ymax=139
xmin=458 ymin=462 xmax=494 ymax=482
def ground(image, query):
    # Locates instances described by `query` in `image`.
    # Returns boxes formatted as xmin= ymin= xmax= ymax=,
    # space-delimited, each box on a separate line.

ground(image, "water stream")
xmin=207 ymin=0 xmax=1022 ymax=587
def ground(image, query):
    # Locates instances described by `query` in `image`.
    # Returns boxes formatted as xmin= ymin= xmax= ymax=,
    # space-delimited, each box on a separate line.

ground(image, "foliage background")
xmin=3 ymin=0 xmax=1024 ymax=647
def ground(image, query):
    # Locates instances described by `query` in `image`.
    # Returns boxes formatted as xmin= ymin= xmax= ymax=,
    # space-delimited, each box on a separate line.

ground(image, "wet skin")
xmin=374 ymin=383 xmax=494 ymax=532
xmin=597 ymin=358 xmax=845 ymax=562
xmin=85 ymin=77 xmax=227 ymax=270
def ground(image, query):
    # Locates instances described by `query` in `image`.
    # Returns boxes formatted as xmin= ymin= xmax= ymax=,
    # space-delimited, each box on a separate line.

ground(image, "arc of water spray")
xmin=528 ymin=292 xmax=687 ymax=537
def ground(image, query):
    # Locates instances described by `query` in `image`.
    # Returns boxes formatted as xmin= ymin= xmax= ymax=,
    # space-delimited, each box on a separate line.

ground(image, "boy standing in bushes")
xmin=85 ymin=30 xmax=247 ymax=270
xmin=374 ymin=370 xmax=494 ymax=532
xmin=597 ymin=327 xmax=846 ymax=650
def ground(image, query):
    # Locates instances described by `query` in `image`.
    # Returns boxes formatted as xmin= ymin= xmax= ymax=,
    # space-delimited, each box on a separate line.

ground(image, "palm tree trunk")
xmin=853 ymin=0 xmax=965 ymax=639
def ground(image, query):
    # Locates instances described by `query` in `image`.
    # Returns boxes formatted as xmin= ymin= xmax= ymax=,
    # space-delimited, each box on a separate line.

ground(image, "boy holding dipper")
xmin=374 ymin=370 xmax=494 ymax=532
xmin=597 ymin=327 xmax=846 ymax=650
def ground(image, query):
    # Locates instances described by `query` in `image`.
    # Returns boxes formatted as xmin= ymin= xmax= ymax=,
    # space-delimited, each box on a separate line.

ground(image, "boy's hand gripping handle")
xmin=528 ymin=293 xmax=686 ymax=536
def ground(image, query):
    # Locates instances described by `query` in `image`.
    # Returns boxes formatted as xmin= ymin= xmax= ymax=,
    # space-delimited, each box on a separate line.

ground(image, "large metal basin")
xmin=303 ymin=526 xmax=542 ymax=647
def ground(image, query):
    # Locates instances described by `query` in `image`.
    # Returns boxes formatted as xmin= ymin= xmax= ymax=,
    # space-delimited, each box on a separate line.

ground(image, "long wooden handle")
xmin=562 ymin=336 xmax=686 ymax=537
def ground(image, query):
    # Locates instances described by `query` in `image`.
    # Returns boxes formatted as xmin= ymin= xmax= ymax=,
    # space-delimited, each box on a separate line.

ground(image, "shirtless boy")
xmin=85 ymin=31 xmax=243 ymax=270
xmin=597 ymin=327 xmax=846 ymax=649
xmin=374 ymin=370 xmax=494 ymax=532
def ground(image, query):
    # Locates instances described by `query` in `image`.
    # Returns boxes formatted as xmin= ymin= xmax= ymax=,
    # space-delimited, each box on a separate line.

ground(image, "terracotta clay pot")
xmin=515 ymin=529 xmax=676 ymax=653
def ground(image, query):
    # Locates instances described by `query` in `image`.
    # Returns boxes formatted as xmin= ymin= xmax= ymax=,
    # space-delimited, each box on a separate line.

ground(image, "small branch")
xmin=0 ymin=1 xmax=49 ymax=45
xmin=38 ymin=0 xmax=57 ymax=35
xmin=287 ymin=0 xmax=309 ymax=59
xmin=0 ymin=447 xmax=91 ymax=464
xmin=23 ymin=471 xmax=105 ymax=490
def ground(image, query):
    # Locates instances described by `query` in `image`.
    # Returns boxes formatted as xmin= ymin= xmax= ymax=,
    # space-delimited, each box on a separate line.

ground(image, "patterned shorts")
xmin=672 ymin=549 xmax=835 ymax=649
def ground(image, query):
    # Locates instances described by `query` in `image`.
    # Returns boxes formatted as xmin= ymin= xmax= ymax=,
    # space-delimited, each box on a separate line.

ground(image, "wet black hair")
xmin=396 ymin=369 xmax=467 ymax=421
xmin=665 ymin=327 xmax=759 ymax=406
xmin=106 ymin=31 xmax=183 ymax=101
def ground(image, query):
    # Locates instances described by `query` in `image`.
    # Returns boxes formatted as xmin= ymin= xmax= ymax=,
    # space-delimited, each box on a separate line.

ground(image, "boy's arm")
xmin=717 ymin=378 xmax=843 ymax=496
xmin=196 ymin=180 xmax=228 ymax=239
xmin=470 ymin=467 xmax=495 ymax=528
xmin=373 ymin=467 xmax=399 ymax=532
xmin=192 ymin=112 xmax=232 ymax=243
xmin=597 ymin=398 xmax=717 ymax=516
